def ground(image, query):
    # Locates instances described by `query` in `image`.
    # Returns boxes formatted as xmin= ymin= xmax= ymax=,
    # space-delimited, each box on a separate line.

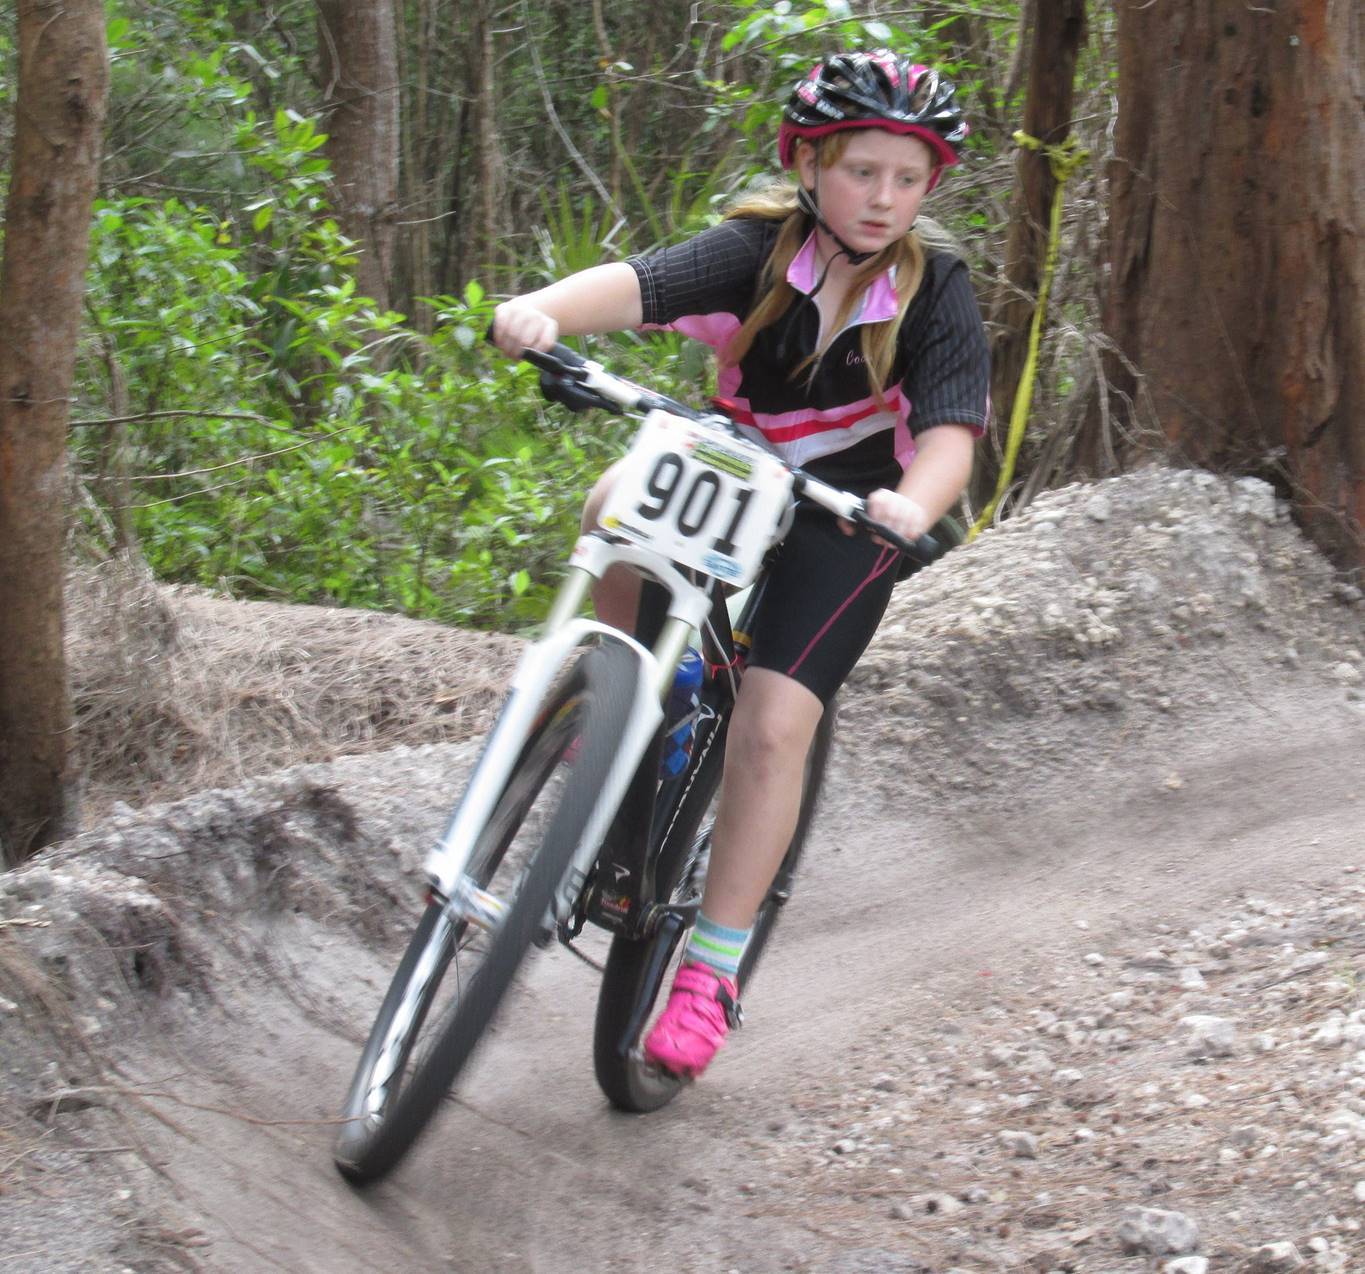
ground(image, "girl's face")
xmin=795 ymin=130 xmax=936 ymax=257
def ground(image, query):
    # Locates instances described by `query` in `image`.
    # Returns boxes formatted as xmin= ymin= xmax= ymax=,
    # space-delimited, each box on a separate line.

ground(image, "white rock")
xmin=1248 ymin=1240 xmax=1305 ymax=1270
xmin=998 ymin=1129 xmax=1038 ymax=1159
xmin=1164 ymin=1258 xmax=1209 ymax=1274
xmin=1322 ymin=1109 xmax=1365 ymax=1136
xmin=1179 ymin=1014 xmax=1237 ymax=1056
xmin=1117 ymin=1205 xmax=1200 ymax=1255
xmin=916 ymin=1191 xmax=965 ymax=1216
xmin=1313 ymin=1018 xmax=1345 ymax=1048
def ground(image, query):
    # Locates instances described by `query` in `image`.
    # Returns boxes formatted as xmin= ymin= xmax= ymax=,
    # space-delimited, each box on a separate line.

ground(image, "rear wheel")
xmin=335 ymin=641 xmax=637 ymax=1183
xmin=592 ymin=701 xmax=836 ymax=1113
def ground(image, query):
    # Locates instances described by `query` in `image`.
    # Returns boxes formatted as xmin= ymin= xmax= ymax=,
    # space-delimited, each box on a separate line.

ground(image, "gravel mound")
xmin=843 ymin=466 xmax=1362 ymax=803
xmin=758 ymin=881 xmax=1365 ymax=1272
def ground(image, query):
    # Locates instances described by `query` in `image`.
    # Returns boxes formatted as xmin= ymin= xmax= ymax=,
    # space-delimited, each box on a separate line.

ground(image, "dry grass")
xmin=66 ymin=561 xmax=523 ymax=820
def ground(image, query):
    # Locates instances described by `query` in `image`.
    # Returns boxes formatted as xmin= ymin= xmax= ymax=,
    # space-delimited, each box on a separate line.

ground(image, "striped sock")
xmin=685 ymin=913 xmax=749 ymax=983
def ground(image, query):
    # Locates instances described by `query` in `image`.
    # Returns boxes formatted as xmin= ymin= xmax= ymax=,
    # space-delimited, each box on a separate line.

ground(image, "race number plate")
xmin=598 ymin=409 xmax=793 ymax=587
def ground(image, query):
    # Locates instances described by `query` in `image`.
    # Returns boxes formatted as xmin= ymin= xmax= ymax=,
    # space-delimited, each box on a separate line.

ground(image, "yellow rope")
xmin=968 ymin=131 xmax=1088 ymax=541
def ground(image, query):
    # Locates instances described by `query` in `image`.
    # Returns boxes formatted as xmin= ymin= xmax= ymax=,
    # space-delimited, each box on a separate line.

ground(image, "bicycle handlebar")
xmin=500 ymin=336 xmax=946 ymax=569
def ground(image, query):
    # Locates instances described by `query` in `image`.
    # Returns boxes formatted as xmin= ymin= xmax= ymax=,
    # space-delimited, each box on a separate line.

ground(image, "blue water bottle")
xmin=660 ymin=647 xmax=704 ymax=779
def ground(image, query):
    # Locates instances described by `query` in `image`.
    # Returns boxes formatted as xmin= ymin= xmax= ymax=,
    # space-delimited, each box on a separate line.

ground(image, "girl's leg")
xmin=580 ymin=461 xmax=638 ymax=629
xmin=699 ymin=667 xmax=825 ymax=930
xmin=643 ymin=668 xmax=822 ymax=1078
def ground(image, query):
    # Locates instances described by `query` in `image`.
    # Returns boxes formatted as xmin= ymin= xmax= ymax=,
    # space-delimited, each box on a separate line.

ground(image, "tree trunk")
xmin=921 ymin=4 xmax=1010 ymax=143
xmin=974 ymin=0 xmax=1087 ymax=508
xmin=469 ymin=0 xmax=504 ymax=283
xmin=0 ymin=1 xmax=108 ymax=865
xmin=316 ymin=0 xmax=400 ymax=316
xmin=1097 ymin=0 xmax=1364 ymax=571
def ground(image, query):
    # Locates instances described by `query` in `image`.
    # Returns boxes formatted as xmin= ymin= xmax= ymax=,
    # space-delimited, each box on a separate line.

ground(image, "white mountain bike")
xmin=333 ymin=343 xmax=946 ymax=1184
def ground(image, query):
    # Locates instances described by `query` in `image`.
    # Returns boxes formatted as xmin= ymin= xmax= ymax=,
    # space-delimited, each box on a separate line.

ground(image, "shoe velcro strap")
xmin=715 ymin=984 xmax=744 ymax=1030
xmin=674 ymin=964 xmax=744 ymax=1029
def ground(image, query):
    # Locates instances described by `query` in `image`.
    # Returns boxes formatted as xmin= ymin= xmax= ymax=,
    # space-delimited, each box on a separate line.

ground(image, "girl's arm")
xmin=490 ymin=262 xmax=643 ymax=357
xmin=864 ymin=423 xmax=976 ymax=540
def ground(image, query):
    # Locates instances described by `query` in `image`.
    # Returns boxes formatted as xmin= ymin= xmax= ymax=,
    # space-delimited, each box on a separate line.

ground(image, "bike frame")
xmin=422 ymin=532 xmax=715 ymax=931
xmin=422 ymin=343 xmax=944 ymax=953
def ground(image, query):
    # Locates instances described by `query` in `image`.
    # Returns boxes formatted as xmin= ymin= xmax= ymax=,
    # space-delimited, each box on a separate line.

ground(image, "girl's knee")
xmin=581 ymin=460 xmax=623 ymax=533
xmin=730 ymin=691 xmax=821 ymax=773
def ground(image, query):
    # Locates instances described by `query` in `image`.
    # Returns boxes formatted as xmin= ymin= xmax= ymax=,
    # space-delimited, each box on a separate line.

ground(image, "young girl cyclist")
xmin=491 ymin=50 xmax=989 ymax=1083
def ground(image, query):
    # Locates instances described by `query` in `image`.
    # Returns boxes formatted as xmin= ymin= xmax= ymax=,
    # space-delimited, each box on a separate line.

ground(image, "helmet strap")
xmin=796 ymin=165 xmax=876 ymax=278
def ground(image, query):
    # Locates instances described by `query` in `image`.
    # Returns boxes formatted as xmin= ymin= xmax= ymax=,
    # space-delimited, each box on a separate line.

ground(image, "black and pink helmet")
xmin=778 ymin=51 xmax=968 ymax=189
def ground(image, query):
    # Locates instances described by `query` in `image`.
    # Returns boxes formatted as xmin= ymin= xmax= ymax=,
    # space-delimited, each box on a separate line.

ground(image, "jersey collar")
xmin=786 ymin=231 xmax=900 ymax=324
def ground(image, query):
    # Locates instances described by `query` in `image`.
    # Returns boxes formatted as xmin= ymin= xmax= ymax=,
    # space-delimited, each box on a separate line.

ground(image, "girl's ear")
xmin=794 ymin=140 xmax=818 ymax=191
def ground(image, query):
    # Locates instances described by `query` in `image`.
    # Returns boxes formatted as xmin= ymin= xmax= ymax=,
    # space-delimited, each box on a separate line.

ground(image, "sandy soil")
xmin=2 ymin=466 xmax=1363 ymax=1273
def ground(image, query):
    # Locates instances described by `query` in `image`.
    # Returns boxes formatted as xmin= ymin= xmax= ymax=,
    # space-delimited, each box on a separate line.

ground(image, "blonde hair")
xmin=721 ymin=132 xmax=929 ymax=406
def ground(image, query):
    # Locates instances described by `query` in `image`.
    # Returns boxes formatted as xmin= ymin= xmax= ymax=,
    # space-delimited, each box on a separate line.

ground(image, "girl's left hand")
xmin=843 ymin=488 xmax=930 ymax=545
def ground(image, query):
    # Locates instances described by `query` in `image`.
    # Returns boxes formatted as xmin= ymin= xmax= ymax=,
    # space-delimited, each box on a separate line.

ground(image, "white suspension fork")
xmin=422 ymin=535 xmax=714 ymax=918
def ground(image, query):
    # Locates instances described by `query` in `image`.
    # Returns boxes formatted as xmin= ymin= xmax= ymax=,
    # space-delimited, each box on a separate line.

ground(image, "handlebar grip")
xmin=849 ymin=507 xmax=943 ymax=567
xmin=522 ymin=342 xmax=587 ymax=375
xmin=483 ymin=322 xmax=587 ymax=375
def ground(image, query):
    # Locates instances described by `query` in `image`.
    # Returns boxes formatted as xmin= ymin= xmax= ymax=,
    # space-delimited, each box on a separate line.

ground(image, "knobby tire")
xmin=334 ymin=641 xmax=638 ymax=1183
xmin=592 ymin=701 xmax=836 ymax=1113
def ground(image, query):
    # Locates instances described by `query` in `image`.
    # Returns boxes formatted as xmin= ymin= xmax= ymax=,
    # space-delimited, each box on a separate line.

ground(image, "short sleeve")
xmin=628 ymin=220 xmax=775 ymax=327
xmin=900 ymin=254 xmax=990 ymax=436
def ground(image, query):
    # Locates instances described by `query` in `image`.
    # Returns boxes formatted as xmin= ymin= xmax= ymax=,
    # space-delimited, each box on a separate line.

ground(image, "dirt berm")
xmin=2 ymin=465 xmax=1363 ymax=1273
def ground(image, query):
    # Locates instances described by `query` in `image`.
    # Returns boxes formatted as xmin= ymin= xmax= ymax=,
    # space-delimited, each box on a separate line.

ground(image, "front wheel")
xmin=334 ymin=640 xmax=638 ymax=1183
xmin=592 ymin=701 xmax=836 ymax=1113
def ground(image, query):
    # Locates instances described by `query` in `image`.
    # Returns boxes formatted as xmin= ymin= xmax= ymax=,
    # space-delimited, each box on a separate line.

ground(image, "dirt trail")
xmin=113 ymin=694 xmax=1360 ymax=1274
xmin=2 ymin=468 xmax=1363 ymax=1272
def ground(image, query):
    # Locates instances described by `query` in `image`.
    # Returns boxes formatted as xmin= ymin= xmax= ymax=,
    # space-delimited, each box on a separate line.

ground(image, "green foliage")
xmin=706 ymin=1 xmax=958 ymax=171
xmin=77 ymin=203 xmax=639 ymax=627
xmin=58 ymin=0 xmax=1105 ymax=635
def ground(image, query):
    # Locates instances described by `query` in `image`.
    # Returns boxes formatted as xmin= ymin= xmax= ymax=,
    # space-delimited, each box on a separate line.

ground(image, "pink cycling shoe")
xmin=643 ymin=961 xmax=741 ymax=1079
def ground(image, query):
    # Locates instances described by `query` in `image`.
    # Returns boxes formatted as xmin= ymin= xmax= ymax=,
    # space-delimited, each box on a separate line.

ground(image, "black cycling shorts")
xmin=742 ymin=504 xmax=901 ymax=706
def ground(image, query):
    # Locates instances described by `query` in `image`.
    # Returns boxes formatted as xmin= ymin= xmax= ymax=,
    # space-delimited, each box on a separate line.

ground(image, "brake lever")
xmin=538 ymin=369 xmax=615 ymax=413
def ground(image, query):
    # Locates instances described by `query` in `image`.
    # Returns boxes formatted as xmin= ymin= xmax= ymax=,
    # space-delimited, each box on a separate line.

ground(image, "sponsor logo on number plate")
xmin=692 ymin=441 xmax=754 ymax=479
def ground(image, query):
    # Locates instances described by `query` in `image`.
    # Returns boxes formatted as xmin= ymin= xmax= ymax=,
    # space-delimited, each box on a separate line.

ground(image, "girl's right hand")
xmin=490 ymin=299 xmax=559 ymax=358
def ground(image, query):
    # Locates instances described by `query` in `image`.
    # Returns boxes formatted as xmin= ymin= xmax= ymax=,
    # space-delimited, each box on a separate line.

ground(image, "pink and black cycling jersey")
xmin=628 ymin=216 xmax=989 ymax=493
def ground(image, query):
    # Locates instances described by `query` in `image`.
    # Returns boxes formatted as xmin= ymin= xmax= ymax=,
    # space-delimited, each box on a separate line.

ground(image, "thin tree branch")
xmin=517 ymin=0 xmax=623 ymax=220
